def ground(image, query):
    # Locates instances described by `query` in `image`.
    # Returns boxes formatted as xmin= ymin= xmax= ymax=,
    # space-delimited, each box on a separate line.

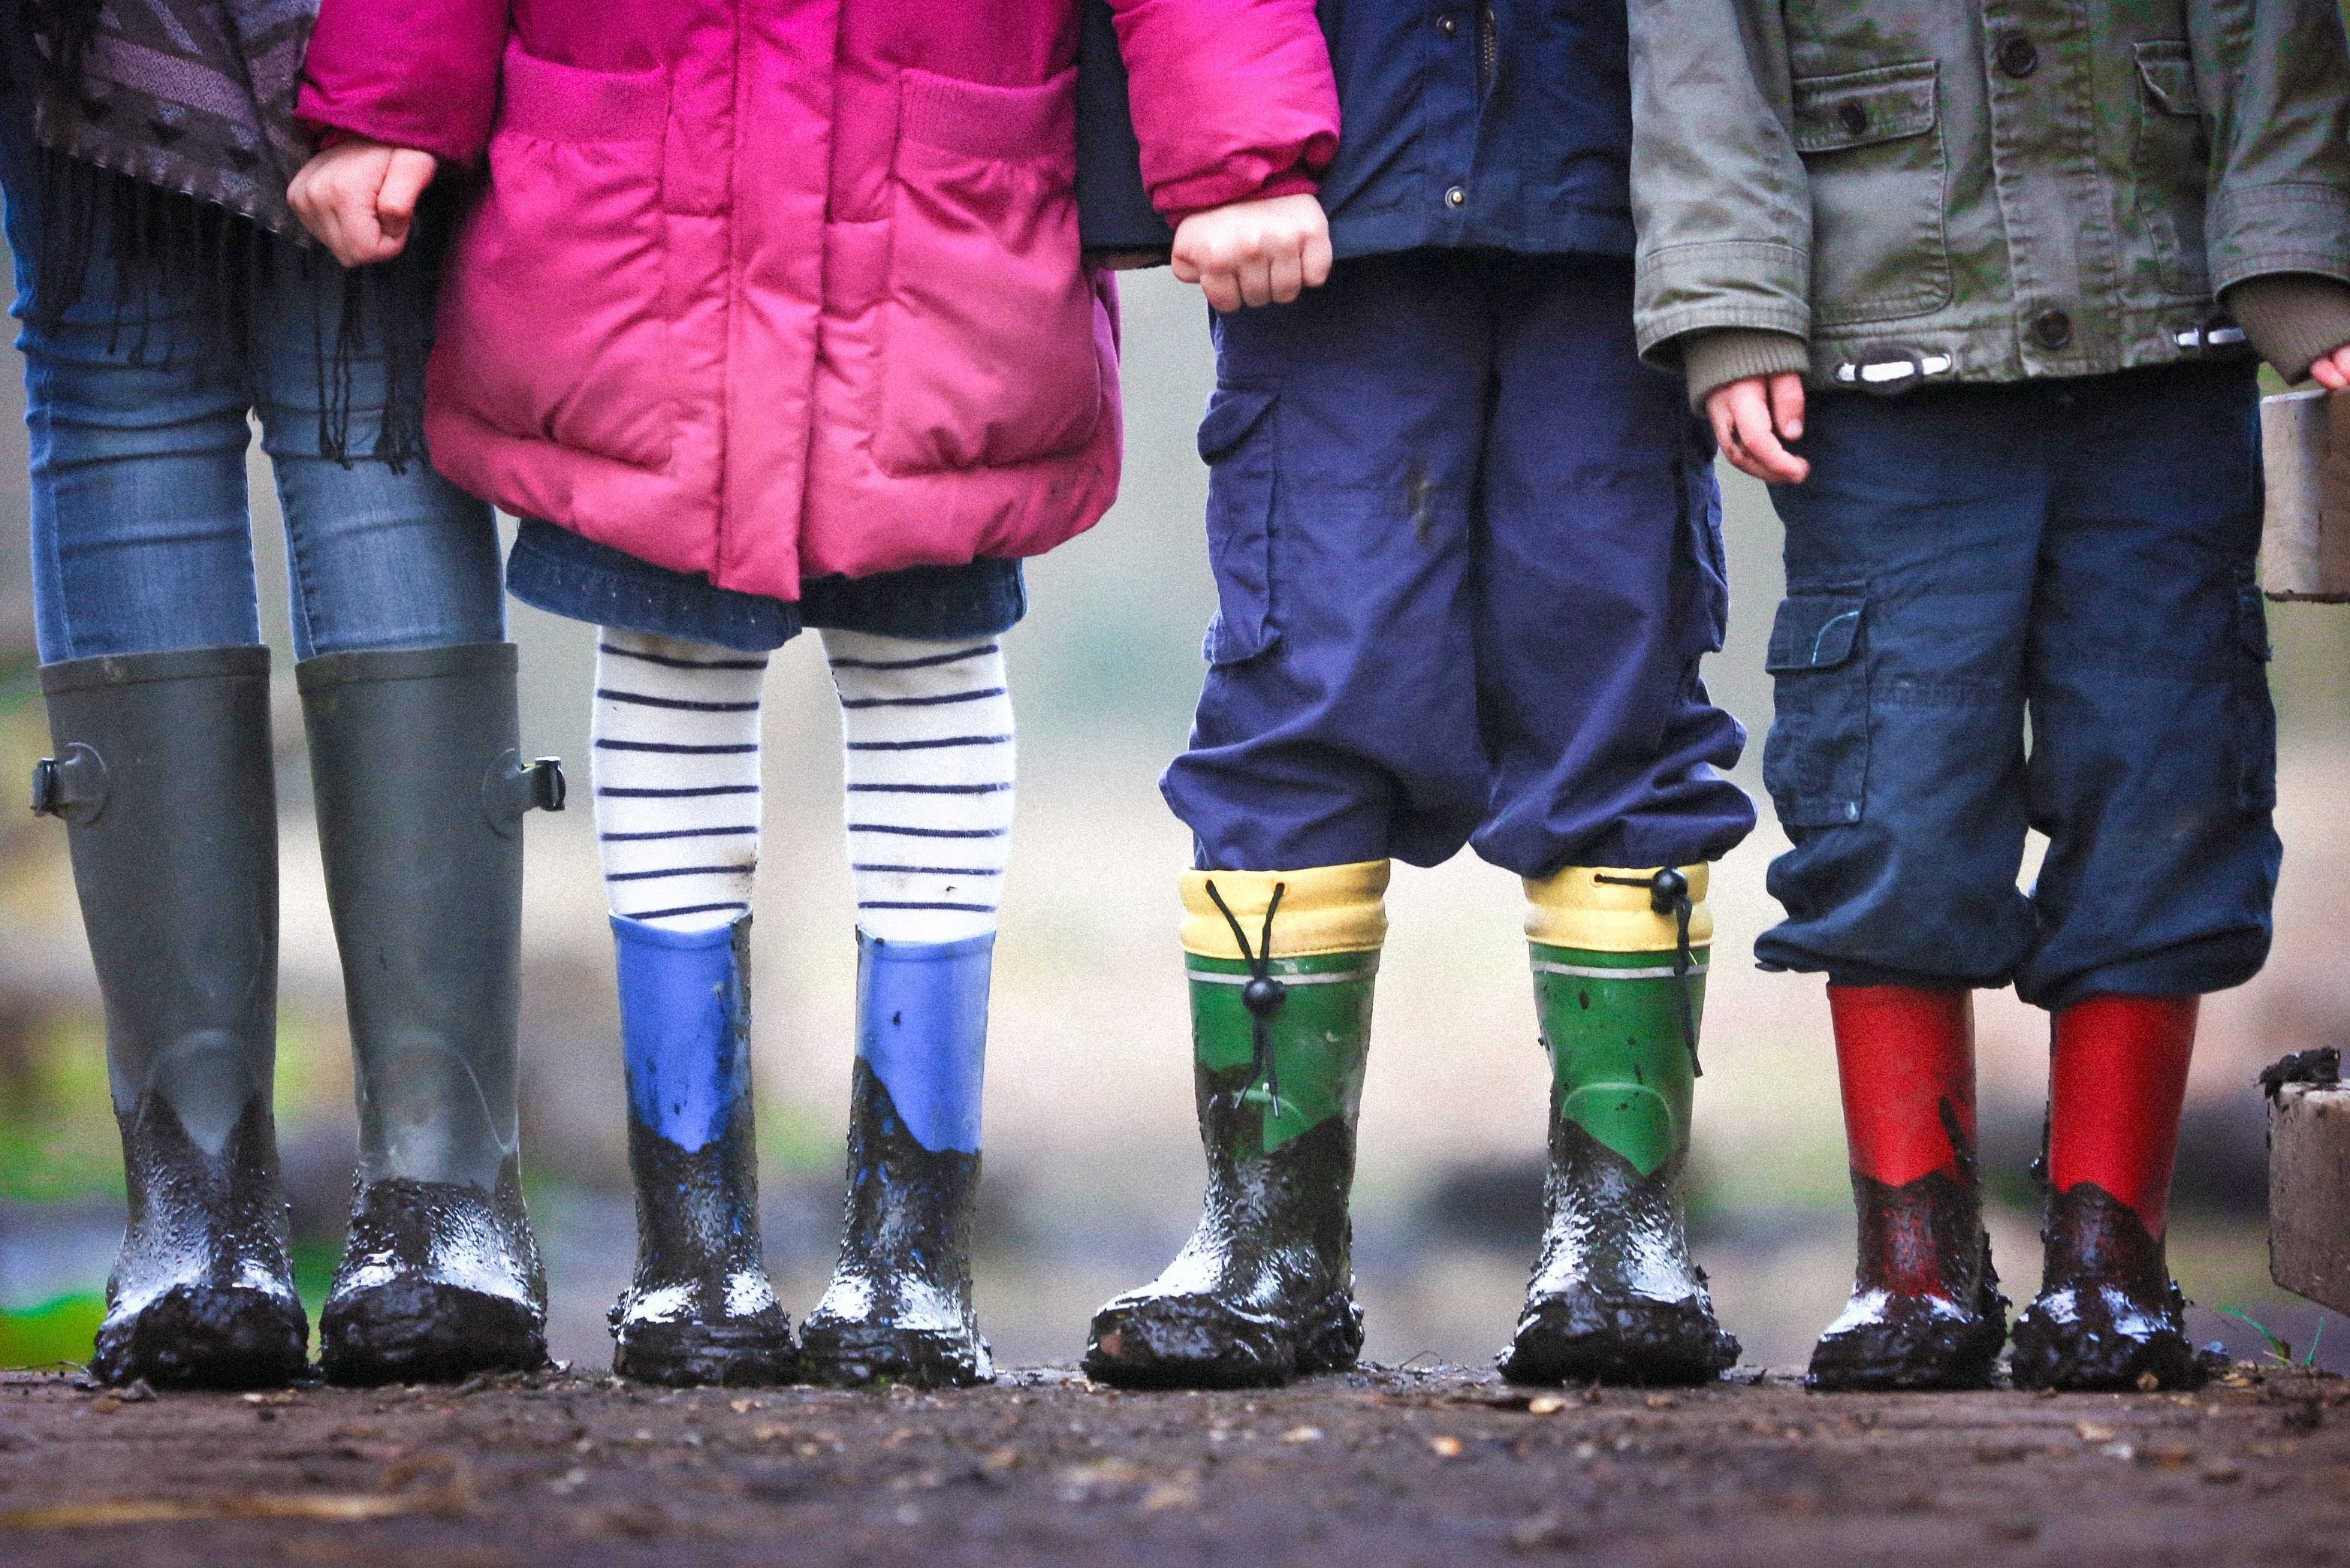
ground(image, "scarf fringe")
xmin=28 ymin=149 xmax=441 ymax=472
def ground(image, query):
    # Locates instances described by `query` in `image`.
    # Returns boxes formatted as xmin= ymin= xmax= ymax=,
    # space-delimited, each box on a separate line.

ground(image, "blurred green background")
xmin=2 ymin=269 xmax=2345 ymax=1377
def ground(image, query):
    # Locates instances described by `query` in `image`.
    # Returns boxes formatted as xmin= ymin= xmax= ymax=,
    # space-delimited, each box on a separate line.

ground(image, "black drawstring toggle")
xmin=1592 ymin=867 xmax=1703 ymax=1078
xmin=1205 ymin=879 xmax=1288 ymax=1116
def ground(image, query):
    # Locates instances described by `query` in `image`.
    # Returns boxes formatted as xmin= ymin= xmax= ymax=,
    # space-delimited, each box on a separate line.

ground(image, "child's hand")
xmin=1705 ymin=372 xmax=1810 ymax=485
xmin=288 ymin=140 xmax=439 ymax=269
xmin=1170 ymin=193 xmax=1332 ymax=312
xmin=2309 ymin=343 xmax=2350 ymax=390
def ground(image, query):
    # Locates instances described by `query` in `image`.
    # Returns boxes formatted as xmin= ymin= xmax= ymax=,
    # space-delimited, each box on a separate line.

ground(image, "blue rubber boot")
xmin=800 ymin=932 xmax=994 ymax=1387
xmin=608 ymin=914 xmax=797 ymax=1385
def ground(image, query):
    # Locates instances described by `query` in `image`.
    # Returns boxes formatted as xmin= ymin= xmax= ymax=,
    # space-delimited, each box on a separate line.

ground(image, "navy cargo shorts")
xmin=1756 ymin=360 xmax=2280 ymax=1011
xmin=1160 ymin=249 xmax=1756 ymax=879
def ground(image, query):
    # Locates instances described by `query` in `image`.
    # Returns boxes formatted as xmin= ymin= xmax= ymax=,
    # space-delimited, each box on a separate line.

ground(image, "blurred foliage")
xmin=0 ymin=1292 xmax=101 ymax=1370
xmin=0 ymin=1009 xmax=116 ymax=1204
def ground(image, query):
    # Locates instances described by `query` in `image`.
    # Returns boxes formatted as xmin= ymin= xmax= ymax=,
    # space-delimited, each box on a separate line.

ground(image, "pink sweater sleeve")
xmin=297 ymin=0 xmax=515 ymax=164
xmin=1110 ymin=0 xmax=1341 ymax=223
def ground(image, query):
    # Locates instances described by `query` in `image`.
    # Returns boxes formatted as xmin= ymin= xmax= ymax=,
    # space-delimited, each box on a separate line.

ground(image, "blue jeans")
xmin=1756 ymin=361 xmax=2280 ymax=1011
xmin=0 ymin=95 xmax=501 ymax=665
xmin=1161 ymin=250 xmax=1754 ymax=876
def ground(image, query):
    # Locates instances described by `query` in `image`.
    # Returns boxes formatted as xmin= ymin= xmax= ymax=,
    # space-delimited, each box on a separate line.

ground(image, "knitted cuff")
xmin=2222 ymin=273 xmax=2350 ymax=383
xmin=1677 ymin=329 xmax=1812 ymax=415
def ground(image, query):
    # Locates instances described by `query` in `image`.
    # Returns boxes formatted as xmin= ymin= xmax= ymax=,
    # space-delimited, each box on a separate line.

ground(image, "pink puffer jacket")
xmin=299 ymin=2 xmax=1338 ymax=600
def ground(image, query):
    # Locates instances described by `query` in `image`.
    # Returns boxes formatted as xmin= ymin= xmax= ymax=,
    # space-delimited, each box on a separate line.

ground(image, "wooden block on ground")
xmin=2261 ymin=387 xmax=2350 ymax=602
xmin=2270 ymin=1082 xmax=2350 ymax=1313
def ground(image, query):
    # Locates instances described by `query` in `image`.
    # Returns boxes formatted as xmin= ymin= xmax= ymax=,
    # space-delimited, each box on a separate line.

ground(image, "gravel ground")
xmin=0 ymin=1361 xmax=2343 ymax=1566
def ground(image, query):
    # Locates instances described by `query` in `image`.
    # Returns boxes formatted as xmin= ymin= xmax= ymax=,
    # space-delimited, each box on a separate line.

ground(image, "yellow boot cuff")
xmin=1523 ymin=864 xmax=1713 ymax=952
xmin=1181 ymin=861 xmax=1390 ymax=960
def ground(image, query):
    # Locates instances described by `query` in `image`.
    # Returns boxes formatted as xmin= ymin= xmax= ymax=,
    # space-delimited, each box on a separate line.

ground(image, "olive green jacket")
xmin=1629 ymin=0 xmax=2350 ymax=391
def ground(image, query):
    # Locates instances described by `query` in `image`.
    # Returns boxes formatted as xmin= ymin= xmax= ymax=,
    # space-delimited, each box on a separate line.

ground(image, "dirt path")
xmin=0 ymin=1362 xmax=2342 ymax=1566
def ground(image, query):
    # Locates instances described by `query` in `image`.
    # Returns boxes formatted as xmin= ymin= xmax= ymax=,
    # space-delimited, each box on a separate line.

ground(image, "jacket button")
xmin=1446 ymin=185 xmax=1467 ymax=207
xmin=1438 ymin=13 xmax=1459 ymax=35
xmin=1997 ymin=33 xmax=2038 ymax=78
xmin=2031 ymin=309 xmax=2073 ymax=350
xmin=1838 ymin=101 xmax=1869 ymax=137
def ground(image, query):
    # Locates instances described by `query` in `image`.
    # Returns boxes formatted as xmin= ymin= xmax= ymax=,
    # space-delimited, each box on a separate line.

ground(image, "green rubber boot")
xmin=1499 ymin=865 xmax=1739 ymax=1386
xmin=1084 ymin=864 xmax=1385 ymax=1389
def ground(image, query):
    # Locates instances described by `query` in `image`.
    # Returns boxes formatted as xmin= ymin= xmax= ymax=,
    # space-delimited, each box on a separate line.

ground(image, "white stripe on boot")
xmin=593 ymin=629 xmax=768 ymax=932
xmin=821 ymin=629 xmax=1015 ymax=945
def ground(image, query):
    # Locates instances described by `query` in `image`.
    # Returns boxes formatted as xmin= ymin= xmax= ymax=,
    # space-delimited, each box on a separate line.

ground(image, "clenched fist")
xmin=288 ymin=139 xmax=439 ymax=269
xmin=1170 ymin=192 xmax=1333 ymax=313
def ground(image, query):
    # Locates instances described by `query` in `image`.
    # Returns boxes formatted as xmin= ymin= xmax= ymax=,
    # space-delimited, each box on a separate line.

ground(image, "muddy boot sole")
xmin=799 ymin=1319 xmax=991 ymax=1389
xmin=320 ymin=1277 xmax=546 ymax=1386
xmin=614 ymin=1316 xmax=799 ymax=1387
xmin=1500 ymin=1283 xmax=1739 ymax=1386
xmin=1807 ymin=1301 xmax=2006 ymax=1392
xmin=1082 ymin=1289 xmax=1359 ymax=1390
xmin=91 ymin=1284 xmax=308 ymax=1390
xmin=2009 ymin=1290 xmax=2204 ymax=1392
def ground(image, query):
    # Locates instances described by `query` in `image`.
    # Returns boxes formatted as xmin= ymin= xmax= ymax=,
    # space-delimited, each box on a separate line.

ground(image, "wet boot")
xmin=1807 ymin=986 xmax=2008 ymax=1391
xmin=35 ymin=648 xmax=308 ymax=1388
xmin=2011 ymin=995 xmax=2203 ymax=1391
xmin=1084 ymin=863 xmax=1385 ymax=1389
xmin=301 ymin=644 xmax=563 ymax=1385
xmin=802 ymin=933 xmax=996 ymax=1387
xmin=608 ymin=913 xmax=797 ymax=1386
xmin=1501 ymin=865 xmax=1739 ymax=1386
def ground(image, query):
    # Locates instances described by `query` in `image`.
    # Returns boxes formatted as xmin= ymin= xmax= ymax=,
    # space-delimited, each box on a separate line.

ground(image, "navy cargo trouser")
xmin=1161 ymin=249 xmax=1756 ymax=877
xmin=1757 ymin=360 xmax=2280 ymax=1012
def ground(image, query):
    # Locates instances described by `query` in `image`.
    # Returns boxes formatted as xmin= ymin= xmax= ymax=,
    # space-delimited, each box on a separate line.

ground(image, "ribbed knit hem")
xmin=2222 ymin=273 xmax=2350 ymax=382
xmin=1677 ymin=328 xmax=1812 ymax=414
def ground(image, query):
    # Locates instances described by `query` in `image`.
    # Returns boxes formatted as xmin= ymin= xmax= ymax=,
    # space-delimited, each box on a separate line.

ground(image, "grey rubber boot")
xmin=298 ymin=643 xmax=563 ymax=1386
xmin=34 ymin=647 xmax=309 ymax=1389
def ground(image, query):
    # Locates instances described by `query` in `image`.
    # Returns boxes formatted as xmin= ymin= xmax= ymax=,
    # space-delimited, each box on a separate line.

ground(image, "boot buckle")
xmin=29 ymin=743 xmax=108 ymax=823
xmin=481 ymin=752 xmax=567 ymax=834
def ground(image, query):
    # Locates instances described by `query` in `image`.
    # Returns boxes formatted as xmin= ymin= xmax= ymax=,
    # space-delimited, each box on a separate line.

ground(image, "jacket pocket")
xmin=1197 ymin=384 xmax=1279 ymax=665
xmin=2233 ymin=582 xmax=2277 ymax=812
xmin=876 ymin=68 xmax=1104 ymax=476
xmin=2131 ymin=41 xmax=2213 ymax=300
xmin=436 ymin=43 xmax=675 ymax=470
xmin=1791 ymin=61 xmax=1952 ymax=327
xmin=1763 ymin=590 xmax=1869 ymax=828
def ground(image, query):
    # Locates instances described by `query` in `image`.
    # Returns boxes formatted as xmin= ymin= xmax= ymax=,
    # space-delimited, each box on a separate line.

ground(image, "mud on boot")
xmin=802 ymin=933 xmax=1006 ymax=1388
xmin=800 ymin=1061 xmax=992 ymax=1386
xmin=1498 ymin=1121 xmax=1739 ymax=1386
xmin=1803 ymin=987 xmax=2009 ymax=1392
xmin=1084 ymin=867 xmax=1381 ymax=1390
xmin=92 ymin=1094 xmax=309 ymax=1390
xmin=1807 ymin=1176 xmax=2008 ymax=1392
xmin=320 ymin=1167 xmax=548 ymax=1385
xmin=2009 ymin=1182 xmax=2203 ymax=1391
xmin=35 ymin=648 xmax=309 ymax=1389
xmin=1500 ymin=867 xmax=1738 ymax=1388
xmin=608 ymin=915 xmax=797 ymax=1387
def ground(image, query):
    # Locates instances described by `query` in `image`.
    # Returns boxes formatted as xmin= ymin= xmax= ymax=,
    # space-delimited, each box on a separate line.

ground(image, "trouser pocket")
xmin=1197 ymin=384 xmax=1280 ymax=665
xmin=1763 ymin=588 xmax=1869 ymax=828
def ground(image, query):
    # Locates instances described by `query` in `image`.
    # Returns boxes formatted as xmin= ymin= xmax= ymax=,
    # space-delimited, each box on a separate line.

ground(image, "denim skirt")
xmin=506 ymin=517 xmax=1027 ymax=653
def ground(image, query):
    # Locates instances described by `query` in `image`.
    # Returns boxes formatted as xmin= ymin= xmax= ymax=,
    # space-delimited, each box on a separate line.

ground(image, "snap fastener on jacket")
xmin=2031 ymin=309 xmax=2072 ymax=350
xmin=1996 ymin=33 xmax=2038 ymax=79
xmin=1838 ymin=101 xmax=1868 ymax=137
xmin=1445 ymin=185 xmax=1467 ymax=207
xmin=1438 ymin=14 xmax=1458 ymax=36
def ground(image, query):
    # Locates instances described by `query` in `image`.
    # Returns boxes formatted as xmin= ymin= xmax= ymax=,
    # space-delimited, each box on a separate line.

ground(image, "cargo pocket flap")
xmin=2134 ymin=43 xmax=2201 ymax=117
xmin=1198 ymin=385 xmax=1276 ymax=464
xmin=1766 ymin=593 xmax=1866 ymax=672
xmin=1793 ymin=61 xmax=1938 ymax=153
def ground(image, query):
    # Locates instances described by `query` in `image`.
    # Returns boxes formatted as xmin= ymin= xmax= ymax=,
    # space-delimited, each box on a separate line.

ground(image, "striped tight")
xmin=592 ymin=627 xmax=1014 ymax=942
